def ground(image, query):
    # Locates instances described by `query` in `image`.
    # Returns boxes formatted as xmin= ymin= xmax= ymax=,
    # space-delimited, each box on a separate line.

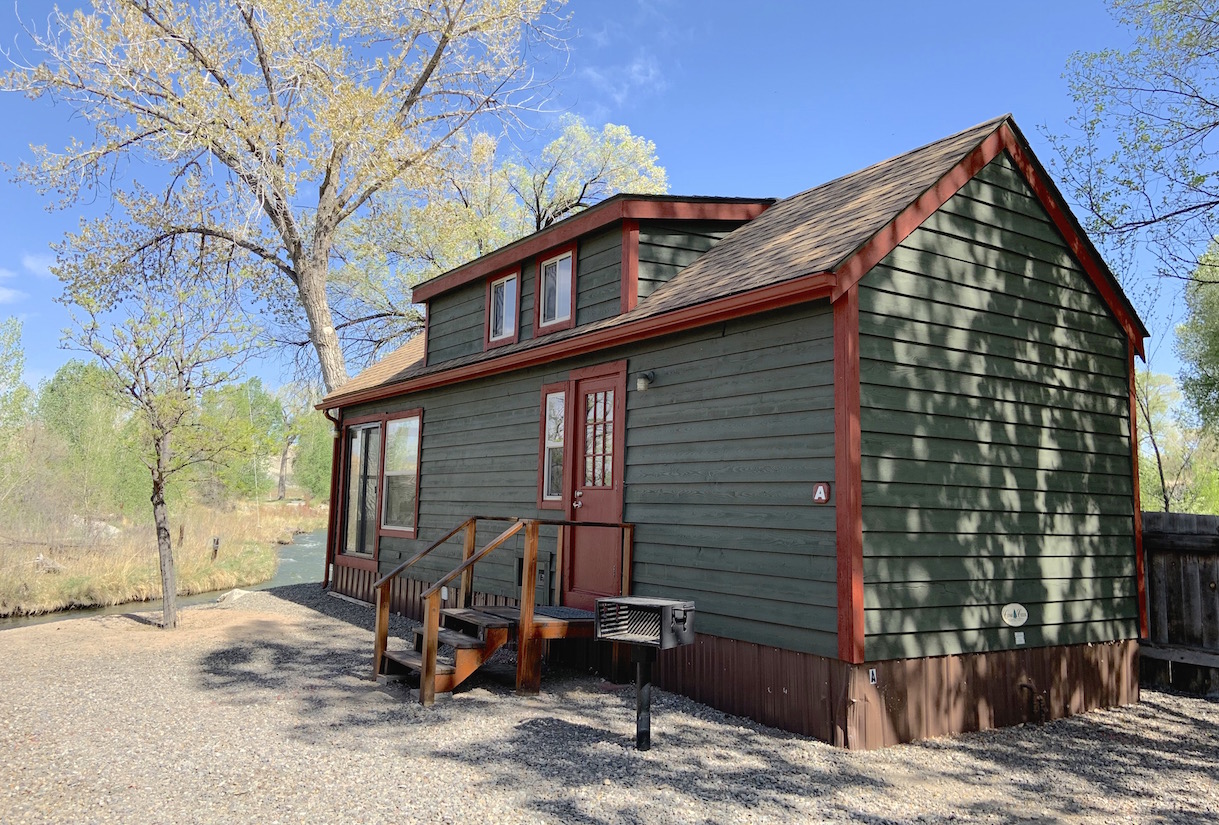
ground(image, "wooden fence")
xmin=1141 ymin=512 xmax=1219 ymax=695
xmin=1144 ymin=511 xmax=1219 ymax=652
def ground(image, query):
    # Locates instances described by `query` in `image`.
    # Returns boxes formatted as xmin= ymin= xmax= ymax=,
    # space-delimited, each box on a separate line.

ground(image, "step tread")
xmin=411 ymin=626 xmax=485 ymax=649
xmin=440 ymin=607 xmax=514 ymax=629
xmin=383 ymin=649 xmax=456 ymax=676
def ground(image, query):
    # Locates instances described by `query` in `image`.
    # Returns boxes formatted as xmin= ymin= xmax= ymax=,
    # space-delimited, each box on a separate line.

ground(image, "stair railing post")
xmin=373 ymin=580 xmax=391 ymax=679
xmin=459 ymin=518 xmax=477 ymax=608
xmin=516 ymin=519 xmax=542 ymax=694
xmin=420 ymin=591 xmax=440 ymax=706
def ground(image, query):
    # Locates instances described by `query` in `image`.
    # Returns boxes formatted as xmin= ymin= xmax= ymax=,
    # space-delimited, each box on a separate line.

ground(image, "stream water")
xmin=0 ymin=529 xmax=327 ymax=631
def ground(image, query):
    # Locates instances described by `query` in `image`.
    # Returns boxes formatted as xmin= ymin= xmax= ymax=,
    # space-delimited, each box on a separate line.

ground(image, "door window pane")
xmin=582 ymin=389 xmax=614 ymax=487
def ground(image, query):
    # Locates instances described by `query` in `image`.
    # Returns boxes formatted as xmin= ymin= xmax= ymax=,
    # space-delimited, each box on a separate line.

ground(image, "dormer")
xmin=413 ymin=196 xmax=773 ymax=367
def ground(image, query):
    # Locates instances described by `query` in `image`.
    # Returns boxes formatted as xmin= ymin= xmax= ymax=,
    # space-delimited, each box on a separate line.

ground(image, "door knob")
xmin=572 ymin=500 xmax=583 ymax=509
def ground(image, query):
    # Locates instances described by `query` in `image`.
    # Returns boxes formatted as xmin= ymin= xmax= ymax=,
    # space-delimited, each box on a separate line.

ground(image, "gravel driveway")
xmin=1 ymin=584 xmax=1216 ymax=824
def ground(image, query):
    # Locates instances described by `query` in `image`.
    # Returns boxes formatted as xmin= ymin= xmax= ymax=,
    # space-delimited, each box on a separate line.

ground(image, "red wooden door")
xmin=562 ymin=365 xmax=626 ymax=610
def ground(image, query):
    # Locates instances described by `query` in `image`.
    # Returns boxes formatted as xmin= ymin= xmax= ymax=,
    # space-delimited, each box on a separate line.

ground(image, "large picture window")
xmin=485 ymin=270 xmax=519 ymax=348
xmin=536 ymin=244 xmax=576 ymax=333
xmin=338 ymin=409 xmax=424 ymax=566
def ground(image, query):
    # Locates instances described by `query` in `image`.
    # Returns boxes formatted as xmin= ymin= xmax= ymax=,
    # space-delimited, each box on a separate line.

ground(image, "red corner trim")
xmin=834 ymin=286 xmax=865 ymax=664
xmin=620 ymin=218 xmax=640 ymax=314
xmin=326 ymin=270 xmax=835 ymax=409
xmin=412 ymin=199 xmax=770 ymax=302
xmin=1129 ymin=342 xmax=1149 ymax=638
xmin=832 ymin=120 xmax=1145 ymax=357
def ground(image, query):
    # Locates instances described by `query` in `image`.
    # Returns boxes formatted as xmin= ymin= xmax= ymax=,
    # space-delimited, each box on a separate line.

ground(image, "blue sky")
xmin=0 ymin=0 xmax=1174 ymax=388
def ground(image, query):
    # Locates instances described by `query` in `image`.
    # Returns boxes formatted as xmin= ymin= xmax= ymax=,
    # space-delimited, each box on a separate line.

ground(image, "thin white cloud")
xmin=0 ymin=267 xmax=28 ymax=304
xmin=579 ymin=53 xmax=668 ymax=107
xmin=21 ymin=253 xmax=55 ymax=279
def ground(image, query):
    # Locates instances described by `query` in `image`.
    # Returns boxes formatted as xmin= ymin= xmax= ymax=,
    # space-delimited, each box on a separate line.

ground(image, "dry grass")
xmin=0 ymin=501 xmax=327 ymax=617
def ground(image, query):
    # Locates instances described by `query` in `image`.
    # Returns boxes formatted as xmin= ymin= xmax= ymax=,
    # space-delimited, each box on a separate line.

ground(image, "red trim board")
xmin=834 ymin=286 xmax=865 ymax=664
xmin=620 ymin=218 xmax=640 ymax=314
xmin=325 ymin=270 xmax=836 ymax=409
xmin=1129 ymin=342 xmax=1149 ymax=638
xmin=413 ymin=199 xmax=771 ymax=302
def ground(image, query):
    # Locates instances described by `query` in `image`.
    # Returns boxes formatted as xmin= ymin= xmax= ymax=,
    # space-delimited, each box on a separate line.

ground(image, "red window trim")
xmin=335 ymin=408 xmax=424 ymax=570
xmin=534 ymin=241 xmax=578 ymax=334
xmin=484 ymin=268 xmax=521 ymax=350
xmin=537 ymin=382 xmax=573 ymax=510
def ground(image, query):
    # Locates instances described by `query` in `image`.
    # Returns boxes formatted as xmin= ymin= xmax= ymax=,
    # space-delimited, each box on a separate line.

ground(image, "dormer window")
xmin=485 ymin=270 xmax=519 ymax=349
xmin=536 ymin=243 xmax=577 ymax=333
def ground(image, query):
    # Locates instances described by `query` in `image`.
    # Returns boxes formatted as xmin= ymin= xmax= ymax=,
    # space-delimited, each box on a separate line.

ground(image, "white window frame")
xmin=488 ymin=272 xmax=518 ymax=343
xmin=538 ymin=249 xmax=574 ymax=328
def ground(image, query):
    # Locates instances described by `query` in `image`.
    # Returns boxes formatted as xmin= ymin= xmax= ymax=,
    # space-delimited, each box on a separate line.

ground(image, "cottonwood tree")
xmin=1050 ymin=1 xmax=1219 ymax=284
xmin=5 ymin=0 xmax=564 ymax=392
xmin=280 ymin=115 xmax=669 ymax=372
xmin=60 ymin=230 xmax=257 ymax=629
xmin=0 ymin=318 xmax=33 ymax=510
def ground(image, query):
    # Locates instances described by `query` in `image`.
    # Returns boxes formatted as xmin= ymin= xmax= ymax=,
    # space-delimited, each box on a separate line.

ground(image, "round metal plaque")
xmin=1001 ymin=603 xmax=1029 ymax=628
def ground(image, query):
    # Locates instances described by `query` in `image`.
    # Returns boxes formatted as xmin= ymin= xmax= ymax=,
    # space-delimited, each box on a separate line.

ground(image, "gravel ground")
xmin=1 ymin=584 xmax=1216 ymax=825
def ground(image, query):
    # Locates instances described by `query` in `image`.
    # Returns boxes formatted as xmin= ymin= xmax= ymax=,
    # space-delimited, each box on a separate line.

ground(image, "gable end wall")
xmin=857 ymin=152 xmax=1138 ymax=661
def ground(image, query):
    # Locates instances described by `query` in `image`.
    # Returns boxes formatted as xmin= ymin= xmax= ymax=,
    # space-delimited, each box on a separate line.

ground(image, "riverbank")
xmin=1 ymin=584 xmax=1216 ymax=824
xmin=0 ymin=502 xmax=326 ymax=618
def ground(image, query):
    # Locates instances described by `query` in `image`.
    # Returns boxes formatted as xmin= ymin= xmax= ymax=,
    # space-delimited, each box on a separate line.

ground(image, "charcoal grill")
xmin=595 ymin=596 xmax=695 ymax=750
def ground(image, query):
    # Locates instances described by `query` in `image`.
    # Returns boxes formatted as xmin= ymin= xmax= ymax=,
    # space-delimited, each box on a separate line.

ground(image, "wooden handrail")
xmin=373 ymin=515 xmax=519 ymax=588
xmin=421 ymin=520 xmax=525 ymax=598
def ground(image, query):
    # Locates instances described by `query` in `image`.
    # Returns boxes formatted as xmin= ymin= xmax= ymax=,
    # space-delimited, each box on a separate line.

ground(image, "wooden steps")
xmin=375 ymin=605 xmax=594 ymax=697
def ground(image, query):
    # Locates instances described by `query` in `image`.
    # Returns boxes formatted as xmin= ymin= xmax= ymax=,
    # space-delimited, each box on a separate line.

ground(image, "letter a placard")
xmin=812 ymin=482 xmax=831 ymax=504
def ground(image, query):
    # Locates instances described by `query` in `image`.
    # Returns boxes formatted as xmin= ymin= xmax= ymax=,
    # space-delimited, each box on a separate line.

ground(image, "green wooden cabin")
xmin=320 ymin=115 xmax=1148 ymax=748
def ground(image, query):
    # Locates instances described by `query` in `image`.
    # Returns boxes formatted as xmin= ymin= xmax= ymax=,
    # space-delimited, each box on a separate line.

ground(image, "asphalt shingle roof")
xmin=324 ymin=115 xmax=1015 ymax=405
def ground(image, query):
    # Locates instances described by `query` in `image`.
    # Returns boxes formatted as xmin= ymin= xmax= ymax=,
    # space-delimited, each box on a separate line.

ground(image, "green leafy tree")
xmin=0 ymin=318 xmax=33 ymax=509
xmin=4 ymin=0 xmax=566 ymax=392
xmin=293 ymin=409 xmax=336 ymax=501
xmin=35 ymin=360 xmax=148 ymax=517
xmin=60 ymin=229 xmax=258 ymax=629
xmin=199 ymin=378 xmax=284 ymax=501
xmin=1050 ymin=1 xmax=1219 ymax=284
xmin=1179 ymin=269 xmax=1219 ymax=427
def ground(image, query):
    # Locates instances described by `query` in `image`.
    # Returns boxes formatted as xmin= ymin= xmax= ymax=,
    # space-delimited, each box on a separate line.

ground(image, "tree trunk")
xmin=297 ymin=256 xmax=348 ymax=394
xmin=151 ymin=432 xmax=178 ymax=629
xmin=277 ymin=435 xmax=296 ymax=501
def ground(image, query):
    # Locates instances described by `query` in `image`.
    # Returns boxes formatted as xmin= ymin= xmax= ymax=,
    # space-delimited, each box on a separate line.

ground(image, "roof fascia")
xmin=324 ymin=270 xmax=834 ymax=410
xmin=411 ymin=198 xmax=772 ymax=303
xmin=831 ymin=118 xmax=1147 ymax=357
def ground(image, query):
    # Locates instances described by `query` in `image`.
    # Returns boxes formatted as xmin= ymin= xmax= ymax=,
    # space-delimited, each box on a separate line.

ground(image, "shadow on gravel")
xmin=195 ymin=583 xmax=426 ymax=739
xmin=924 ymin=690 xmax=1219 ymax=823
xmin=424 ymin=675 xmax=892 ymax=824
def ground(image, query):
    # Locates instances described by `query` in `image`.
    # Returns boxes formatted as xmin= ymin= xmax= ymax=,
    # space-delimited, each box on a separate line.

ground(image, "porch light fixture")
xmin=636 ymin=371 xmax=655 ymax=392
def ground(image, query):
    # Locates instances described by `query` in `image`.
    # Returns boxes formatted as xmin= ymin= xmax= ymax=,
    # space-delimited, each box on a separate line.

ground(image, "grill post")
xmin=634 ymin=645 xmax=656 ymax=751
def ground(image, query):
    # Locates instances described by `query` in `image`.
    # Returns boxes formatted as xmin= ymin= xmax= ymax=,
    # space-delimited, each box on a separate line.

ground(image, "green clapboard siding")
xmin=858 ymin=151 xmax=1137 ymax=661
xmin=351 ymin=301 xmax=836 ymax=631
xmin=574 ymin=228 xmax=623 ymax=326
xmin=637 ymin=221 xmax=739 ymax=299
xmin=623 ymin=303 xmax=838 ymax=658
xmin=426 ymin=280 xmax=486 ymax=363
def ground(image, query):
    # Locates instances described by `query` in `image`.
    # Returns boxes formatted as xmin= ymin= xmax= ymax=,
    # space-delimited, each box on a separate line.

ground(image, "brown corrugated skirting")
xmin=657 ymin=633 xmax=1140 ymax=749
